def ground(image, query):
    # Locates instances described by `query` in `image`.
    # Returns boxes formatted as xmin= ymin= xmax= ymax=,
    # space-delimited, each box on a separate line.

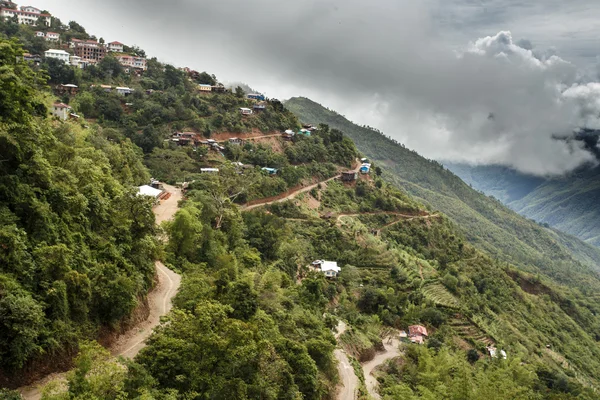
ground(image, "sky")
xmin=32 ymin=0 xmax=600 ymax=176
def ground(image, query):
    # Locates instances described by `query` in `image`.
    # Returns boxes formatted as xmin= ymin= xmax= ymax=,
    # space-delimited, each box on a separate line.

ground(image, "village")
xmin=3 ymin=4 xmax=517 ymax=399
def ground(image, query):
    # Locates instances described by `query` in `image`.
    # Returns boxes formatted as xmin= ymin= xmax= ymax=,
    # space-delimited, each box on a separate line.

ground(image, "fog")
xmin=33 ymin=0 xmax=600 ymax=175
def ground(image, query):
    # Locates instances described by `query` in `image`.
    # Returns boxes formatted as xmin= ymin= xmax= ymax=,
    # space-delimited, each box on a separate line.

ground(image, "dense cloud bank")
xmin=39 ymin=0 xmax=600 ymax=175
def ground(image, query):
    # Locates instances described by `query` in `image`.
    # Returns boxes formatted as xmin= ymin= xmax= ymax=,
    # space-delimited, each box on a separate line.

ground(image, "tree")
xmin=235 ymin=86 xmax=245 ymax=98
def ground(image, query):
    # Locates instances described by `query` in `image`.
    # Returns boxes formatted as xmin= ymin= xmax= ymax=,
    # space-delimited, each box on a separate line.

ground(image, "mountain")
xmin=444 ymin=163 xmax=600 ymax=247
xmin=284 ymin=97 xmax=600 ymax=282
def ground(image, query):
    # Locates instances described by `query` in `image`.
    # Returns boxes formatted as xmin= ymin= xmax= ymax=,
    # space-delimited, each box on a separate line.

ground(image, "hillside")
xmin=445 ymin=162 xmax=600 ymax=247
xmin=4 ymin=12 xmax=600 ymax=400
xmin=285 ymin=97 xmax=600 ymax=283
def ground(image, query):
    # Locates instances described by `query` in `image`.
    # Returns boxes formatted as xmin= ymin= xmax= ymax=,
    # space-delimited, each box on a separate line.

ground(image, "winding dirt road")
xmin=18 ymin=185 xmax=183 ymax=400
xmin=334 ymin=321 xmax=359 ymax=400
xmin=363 ymin=338 xmax=402 ymax=399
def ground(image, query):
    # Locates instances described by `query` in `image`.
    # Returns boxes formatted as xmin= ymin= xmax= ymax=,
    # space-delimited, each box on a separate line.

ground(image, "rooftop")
xmin=53 ymin=103 xmax=70 ymax=109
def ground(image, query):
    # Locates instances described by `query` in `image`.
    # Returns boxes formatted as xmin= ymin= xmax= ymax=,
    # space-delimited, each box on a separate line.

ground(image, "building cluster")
xmin=0 ymin=3 xmax=51 ymax=26
xmin=40 ymin=35 xmax=146 ymax=71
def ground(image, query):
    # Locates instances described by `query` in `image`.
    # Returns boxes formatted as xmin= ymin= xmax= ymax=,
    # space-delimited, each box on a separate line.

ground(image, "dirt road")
xmin=362 ymin=338 xmax=402 ymax=400
xmin=18 ymin=185 xmax=183 ymax=400
xmin=243 ymin=174 xmax=342 ymax=211
xmin=334 ymin=321 xmax=358 ymax=400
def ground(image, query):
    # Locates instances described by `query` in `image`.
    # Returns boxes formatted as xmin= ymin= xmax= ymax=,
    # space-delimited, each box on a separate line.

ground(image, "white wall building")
xmin=44 ymin=49 xmax=69 ymax=64
xmin=1 ymin=7 xmax=51 ymax=26
xmin=116 ymin=55 xmax=147 ymax=71
xmin=107 ymin=41 xmax=124 ymax=52
xmin=51 ymin=103 xmax=71 ymax=121
xmin=45 ymin=31 xmax=59 ymax=41
xmin=311 ymin=260 xmax=341 ymax=277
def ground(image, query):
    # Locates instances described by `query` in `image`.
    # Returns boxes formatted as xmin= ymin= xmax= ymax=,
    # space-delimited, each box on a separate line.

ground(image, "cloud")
xmin=33 ymin=0 xmax=600 ymax=175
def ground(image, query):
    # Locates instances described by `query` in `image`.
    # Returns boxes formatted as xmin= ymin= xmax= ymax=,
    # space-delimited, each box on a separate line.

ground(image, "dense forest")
xmin=2 ymin=14 xmax=600 ymax=400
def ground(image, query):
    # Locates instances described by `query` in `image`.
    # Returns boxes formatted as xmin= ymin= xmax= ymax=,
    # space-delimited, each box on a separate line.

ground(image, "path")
xmin=334 ymin=321 xmax=358 ymax=400
xmin=216 ymin=133 xmax=282 ymax=143
xmin=18 ymin=185 xmax=183 ymax=400
xmin=362 ymin=337 xmax=402 ymax=400
xmin=243 ymin=160 xmax=362 ymax=212
xmin=243 ymin=174 xmax=341 ymax=211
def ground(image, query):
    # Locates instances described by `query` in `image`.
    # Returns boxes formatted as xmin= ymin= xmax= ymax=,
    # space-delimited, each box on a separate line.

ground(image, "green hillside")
xmin=445 ymin=163 xmax=600 ymax=247
xmin=284 ymin=97 xmax=600 ymax=283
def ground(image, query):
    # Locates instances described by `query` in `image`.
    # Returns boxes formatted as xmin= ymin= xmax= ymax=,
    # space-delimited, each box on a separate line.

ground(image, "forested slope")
xmin=285 ymin=97 xmax=600 ymax=282
xmin=0 ymin=39 xmax=158 ymax=383
xmin=445 ymin=162 xmax=600 ymax=247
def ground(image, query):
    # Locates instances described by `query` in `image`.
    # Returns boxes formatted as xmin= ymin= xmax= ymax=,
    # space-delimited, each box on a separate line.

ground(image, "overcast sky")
xmin=33 ymin=0 xmax=600 ymax=175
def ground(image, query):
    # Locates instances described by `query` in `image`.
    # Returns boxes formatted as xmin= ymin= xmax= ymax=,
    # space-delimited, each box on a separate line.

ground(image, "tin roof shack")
xmin=200 ymin=168 xmax=219 ymax=174
xmin=138 ymin=185 xmax=163 ymax=203
xmin=253 ymin=103 xmax=266 ymax=113
xmin=228 ymin=137 xmax=244 ymax=146
xmin=297 ymin=129 xmax=311 ymax=137
xmin=360 ymin=163 xmax=371 ymax=174
xmin=341 ymin=171 xmax=358 ymax=182
xmin=199 ymin=84 xmax=212 ymax=92
xmin=240 ymin=107 xmax=253 ymax=116
xmin=56 ymin=84 xmax=79 ymax=96
xmin=247 ymin=93 xmax=265 ymax=101
xmin=282 ymin=130 xmax=296 ymax=141
xmin=261 ymin=167 xmax=278 ymax=175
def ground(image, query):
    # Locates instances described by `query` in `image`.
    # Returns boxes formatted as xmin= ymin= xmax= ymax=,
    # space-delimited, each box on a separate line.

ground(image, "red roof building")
xmin=408 ymin=325 xmax=428 ymax=337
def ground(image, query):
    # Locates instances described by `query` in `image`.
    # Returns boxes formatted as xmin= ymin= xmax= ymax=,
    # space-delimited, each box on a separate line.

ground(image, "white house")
xmin=45 ymin=31 xmax=59 ymax=42
xmin=69 ymin=55 xmax=83 ymax=68
xmin=1 ymin=7 xmax=51 ymax=26
xmin=44 ymin=49 xmax=69 ymax=65
xmin=34 ymin=31 xmax=44 ymax=37
xmin=311 ymin=260 xmax=341 ymax=278
xmin=138 ymin=185 xmax=163 ymax=200
xmin=240 ymin=108 xmax=253 ymax=115
xmin=107 ymin=41 xmax=124 ymax=52
xmin=115 ymin=55 xmax=147 ymax=71
xmin=116 ymin=87 xmax=133 ymax=96
xmin=199 ymin=84 xmax=212 ymax=92
xmin=200 ymin=168 xmax=219 ymax=173
xmin=51 ymin=103 xmax=71 ymax=120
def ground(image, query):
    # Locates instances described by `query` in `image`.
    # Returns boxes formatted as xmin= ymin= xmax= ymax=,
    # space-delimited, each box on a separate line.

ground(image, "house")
xmin=116 ymin=87 xmax=133 ymax=96
xmin=1 ymin=7 xmax=51 ymax=26
xmin=303 ymin=124 xmax=318 ymax=131
xmin=57 ymin=84 xmax=79 ymax=95
xmin=282 ymin=130 xmax=295 ymax=141
xmin=311 ymin=260 xmax=341 ymax=278
xmin=199 ymin=84 xmax=212 ymax=92
xmin=72 ymin=39 xmax=106 ymax=62
xmin=253 ymin=104 xmax=266 ymax=112
xmin=107 ymin=41 xmax=124 ymax=53
xmin=34 ymin=31 xmax=44 ymax=37
xmin=115 ymin=55 xmax=147 ymax=71
xmin=200 ymin=168 xmax=219 ymax=173
xmin=240 ymin=108 xmax=253 ymax=116
xmin=228 ymin=137 xmax=244 ymax=145
xmin=212 ymin=84 xmax=227 ymax=93
xmin=98 ymin=84 xmax=112 ymax=92
xmin=361 ymin=158 xmax=370 ymax=164
xmin=247 ymin=93 xmax=265 ymax=101
xmin=261 ymin=167 xmax=278 ymax=175
xmin=69 ymin=55 xmax=83 ymax=68
xmin=138 ymin=185 xmax=163 ymax=199
xmin=360 ymin=163 xmax=371 ymax=174
xmin=44 ymin=49 xmax=69 ymax=65
xmin=297 ymin=129 xmax=311 ymax=137
xmin=342 ymin=171 xmax=358 ymax=182
xmin=51 ymin=103 xmax=71 ymax=120
xmin=23 ymin=53 xmax=41 ymax=64
xmin=408 ymin=325 xmax=428 ymax=345
xmin=45 ymin=31 xmax=59 ymax=42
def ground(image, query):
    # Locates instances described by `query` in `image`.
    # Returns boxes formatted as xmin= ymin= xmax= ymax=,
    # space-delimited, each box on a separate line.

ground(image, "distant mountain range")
xmin=444 ymin=163 xmax=600 ymax=247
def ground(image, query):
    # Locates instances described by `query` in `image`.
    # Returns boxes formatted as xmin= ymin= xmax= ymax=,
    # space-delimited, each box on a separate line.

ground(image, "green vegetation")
xmin=3 ymin=17 xmax=600 ymax=399
xmin=0 ymin=39 xmax=157 ymax=381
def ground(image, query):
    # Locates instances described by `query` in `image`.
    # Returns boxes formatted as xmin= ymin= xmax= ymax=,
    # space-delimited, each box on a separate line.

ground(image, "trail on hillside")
xmin=334 ymin=321 xmax=359 ymax=400
xmin=18 ymin=185 xmax=183 ymax=400
xmin=243 ymin=161 xmax=362 ymax=211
